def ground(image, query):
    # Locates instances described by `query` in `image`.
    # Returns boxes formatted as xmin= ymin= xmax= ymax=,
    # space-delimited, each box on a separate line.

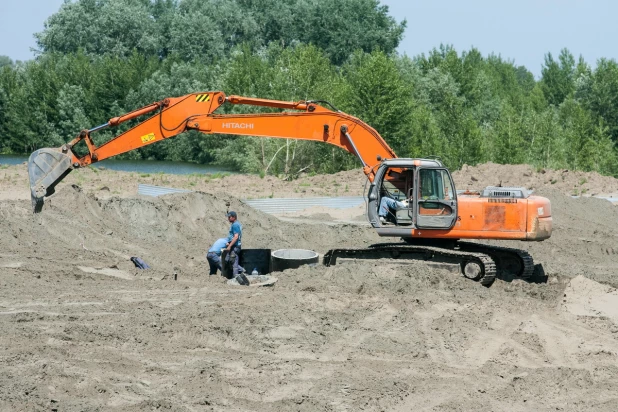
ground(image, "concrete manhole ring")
xmin=271 ymin=249 xmax=319 ymax=272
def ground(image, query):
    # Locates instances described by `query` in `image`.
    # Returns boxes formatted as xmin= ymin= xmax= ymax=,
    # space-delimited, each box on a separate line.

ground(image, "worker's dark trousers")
xmin=226 ymin=246 xmax=245 ymax=275
xmin=206 ymin=252 xmax=221 ymax=275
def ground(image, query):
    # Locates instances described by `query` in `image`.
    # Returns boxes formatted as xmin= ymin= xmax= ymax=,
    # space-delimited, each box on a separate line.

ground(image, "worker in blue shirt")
xmin=225 ymin=211 xmax=245 ymax=276
xmin=206 ymin=237 xmax=228 ymax=275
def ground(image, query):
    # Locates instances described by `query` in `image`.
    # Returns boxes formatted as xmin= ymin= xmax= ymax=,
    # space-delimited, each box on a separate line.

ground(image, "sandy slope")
xmin=1 ymin=163 xmax=618 ymax=411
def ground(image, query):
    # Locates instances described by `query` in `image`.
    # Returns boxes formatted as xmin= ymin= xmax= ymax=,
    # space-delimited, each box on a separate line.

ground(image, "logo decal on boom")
xmin=195 ymin=94 xmax=211 ymax=103
xmin=221 ymin=123 xmax=255 ymax=129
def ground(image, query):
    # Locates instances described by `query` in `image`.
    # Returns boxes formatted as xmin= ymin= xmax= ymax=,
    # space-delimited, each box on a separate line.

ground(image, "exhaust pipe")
xmin=28 ymin=148 xmax=74 ymax=212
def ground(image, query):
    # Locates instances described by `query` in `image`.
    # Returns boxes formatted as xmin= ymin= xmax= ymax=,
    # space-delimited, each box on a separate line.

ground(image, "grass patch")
xmin=139 ymin=173 xmax=151 ymax=178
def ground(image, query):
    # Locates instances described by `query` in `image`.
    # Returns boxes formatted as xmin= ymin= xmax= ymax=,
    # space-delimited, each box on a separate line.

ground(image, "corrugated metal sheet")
xmin=138 ymin=184 xmax=192 ymax=197
xmin=572 ymin=195 xmax=618 ymax=203
xmin=138 ymin=183 xmax=364 ymax=214
xmin=243 ymin=197 xmax=365 ymax=214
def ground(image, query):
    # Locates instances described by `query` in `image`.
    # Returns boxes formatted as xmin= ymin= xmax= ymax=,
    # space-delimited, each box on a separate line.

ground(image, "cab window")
xmin=382 ymin=167 xmax=411 ymax=201
xmin=419 ymin=169 xmax=453 ymax=201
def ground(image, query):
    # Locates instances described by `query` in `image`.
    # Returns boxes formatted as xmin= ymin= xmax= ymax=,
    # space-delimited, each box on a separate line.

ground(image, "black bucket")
xmin=221 ymin=250 xmax=233 ymax=279
xmin=240 ymin=249 xmax=272 ymax=275
xmin=222 ymin=249 xmax=272 ymax=279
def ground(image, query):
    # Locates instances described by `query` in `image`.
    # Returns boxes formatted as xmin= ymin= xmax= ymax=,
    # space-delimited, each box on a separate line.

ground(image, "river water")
xmin=0 ymin=154 xmax=236 ymax=175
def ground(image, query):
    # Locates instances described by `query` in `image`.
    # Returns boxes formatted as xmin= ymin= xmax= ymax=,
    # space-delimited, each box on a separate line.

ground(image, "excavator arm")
xmin=28 ymin=91 xmax=396 ymax=211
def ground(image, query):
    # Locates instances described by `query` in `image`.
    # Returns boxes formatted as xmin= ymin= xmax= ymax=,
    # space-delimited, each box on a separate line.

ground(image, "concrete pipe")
xmin=271 ymin=249 xmax=319 ymax=272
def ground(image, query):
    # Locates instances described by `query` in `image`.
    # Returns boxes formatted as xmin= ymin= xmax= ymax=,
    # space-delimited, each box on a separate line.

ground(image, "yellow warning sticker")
xmin=196 ymin=94 xmax=211 ymax=103
xmin=141 ymin=133 xmax=156 ymax=143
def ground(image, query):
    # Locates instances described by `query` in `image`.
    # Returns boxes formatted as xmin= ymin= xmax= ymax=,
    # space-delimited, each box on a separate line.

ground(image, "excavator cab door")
xmin=415 ymin=167 xmax=457 ymax=229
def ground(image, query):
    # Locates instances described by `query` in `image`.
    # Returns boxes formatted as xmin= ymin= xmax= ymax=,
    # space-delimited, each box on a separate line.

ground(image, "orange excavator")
xmin=28 ymin=91 xmax=551 ymax=286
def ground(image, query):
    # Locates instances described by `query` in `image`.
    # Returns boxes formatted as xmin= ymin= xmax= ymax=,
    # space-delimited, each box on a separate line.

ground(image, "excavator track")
xmin=456 ymin=241 xmax=535 ymax=280
xmin=323 ymin=244 xmax=498 ymax=287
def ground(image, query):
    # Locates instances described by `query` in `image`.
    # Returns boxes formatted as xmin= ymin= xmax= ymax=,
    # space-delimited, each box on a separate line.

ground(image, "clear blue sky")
xmin=1 ymin=0 xmax=616 ymax=78
xmin=381 ymin=0 xmax=617 ymax=77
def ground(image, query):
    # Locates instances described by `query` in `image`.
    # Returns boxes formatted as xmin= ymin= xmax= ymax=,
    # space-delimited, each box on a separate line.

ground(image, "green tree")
xmin=490 ymin=103 xmax=527 ymax=164
xmin=526 ymin=107 xmax=566 ymax=169
xmin=0 ymin=85 xmax=10 ymax=152
xmin=414 ymin=65 xmax=483 ymax=168
xmin=407 ymin=104 xmax=444 ymax=160
xmin=52 ymin=84 xmax=91 ymax=144
xmin=36 ymin=0 xmax=405 ymax=67
xmin=35 ymin=0 xmax=162 ymax=57
xmin=0 ymin=56 xmax=13 ymax=69
xmin=514 ymin=65 xmax=535 ymax=93
xmin=297 ymin=0 xmax=405 ymax=65
xmin=560 ymin=98 xmax=617 ymax=174
xmin=218 ymin=43 xmax=352 ymax=175
xmin=578 ymin=58 xmax=618 ymax=142
xmin=540 ymin=48 xmax=576 ymax=106
xmin=341 ymin=49 xmax=413 ymax=156
xmin=151 ymin=0 xmax=177 ymax=59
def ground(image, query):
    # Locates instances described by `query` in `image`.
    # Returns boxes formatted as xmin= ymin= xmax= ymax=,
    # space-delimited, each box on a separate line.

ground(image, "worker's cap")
xmin=226 ymin=211 xmax=237 ymax=218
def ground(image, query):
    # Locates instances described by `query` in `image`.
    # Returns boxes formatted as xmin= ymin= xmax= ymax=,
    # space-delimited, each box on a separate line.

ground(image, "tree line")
xmin=1 ymin=0 xmax=618 ymax=177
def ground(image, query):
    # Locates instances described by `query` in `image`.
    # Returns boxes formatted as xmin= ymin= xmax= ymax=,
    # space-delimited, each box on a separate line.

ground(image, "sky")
xmin=380 ymin=0 xmax=617 ymax=77
xmin=1 ymin=0 xmax=616 ymax=78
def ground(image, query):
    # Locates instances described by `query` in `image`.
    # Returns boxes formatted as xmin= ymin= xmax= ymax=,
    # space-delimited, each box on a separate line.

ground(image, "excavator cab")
xmin=368 ymin=158 xmax=458 ymax=230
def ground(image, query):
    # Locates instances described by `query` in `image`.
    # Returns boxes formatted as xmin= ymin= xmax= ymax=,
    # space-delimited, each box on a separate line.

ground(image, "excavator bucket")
xmin=28 ymin=148 xmax=73 ymax=212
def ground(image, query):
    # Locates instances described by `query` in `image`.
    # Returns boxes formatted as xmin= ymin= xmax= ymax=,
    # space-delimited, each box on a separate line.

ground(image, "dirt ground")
xmin=2 ymin=162 xmax=618 ymax=411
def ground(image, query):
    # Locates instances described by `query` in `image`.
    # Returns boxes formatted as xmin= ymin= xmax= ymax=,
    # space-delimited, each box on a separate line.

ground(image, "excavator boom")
xmin=28 ymin=91 xmax=395 ymax=210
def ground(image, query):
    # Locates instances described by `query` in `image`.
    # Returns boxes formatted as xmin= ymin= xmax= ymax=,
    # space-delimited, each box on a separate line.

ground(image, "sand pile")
xmin=563 ymin=275 xmax=618 ymax=321
xmin=0 ymin=185 xmax=380 ymax=283
xmin=453 ymin=162 xmax=618 ymax=197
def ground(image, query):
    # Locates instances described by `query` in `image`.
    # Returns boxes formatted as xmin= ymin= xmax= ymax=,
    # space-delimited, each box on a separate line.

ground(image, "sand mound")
xmin=453 ymin=162 xmax=618 ymax=197
xmin=564 ymin=275 xmax=618 ymax=322
xmin=0 ymin=185 xmax=380 ymax=282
